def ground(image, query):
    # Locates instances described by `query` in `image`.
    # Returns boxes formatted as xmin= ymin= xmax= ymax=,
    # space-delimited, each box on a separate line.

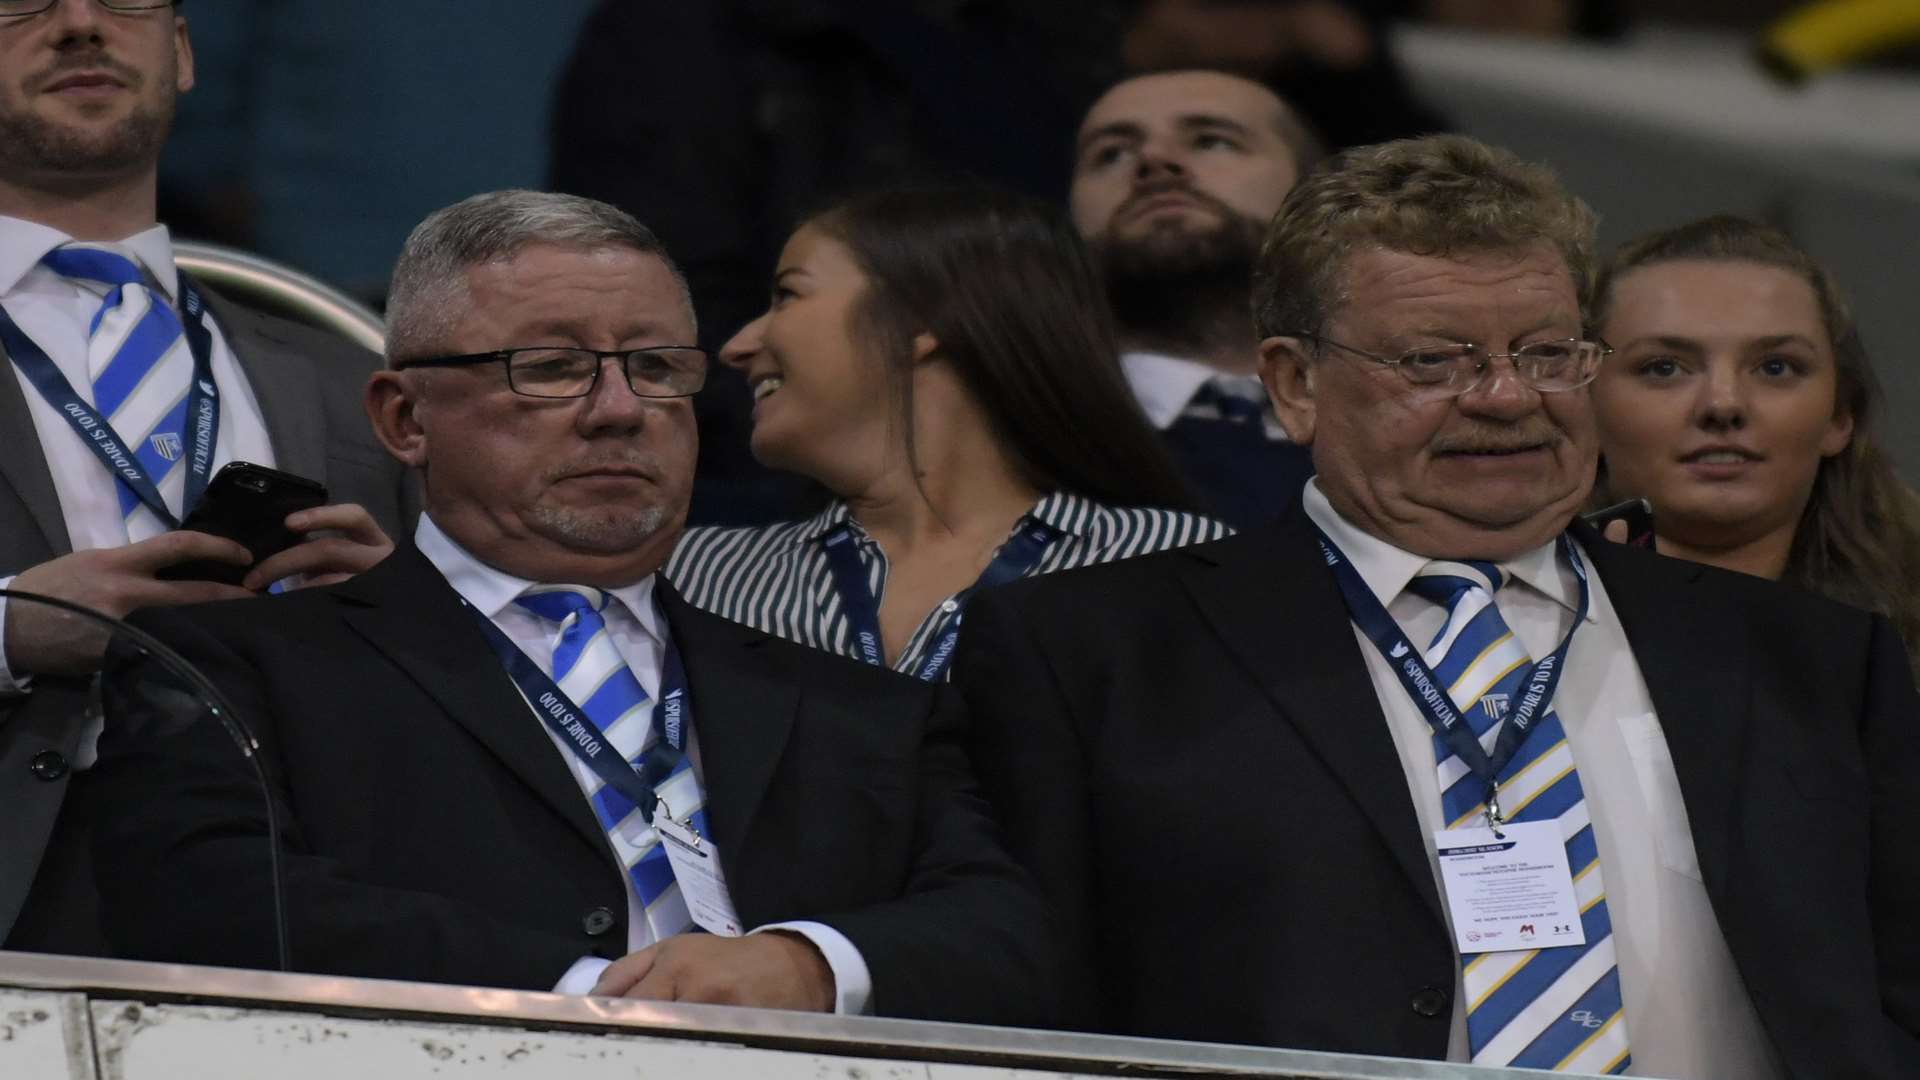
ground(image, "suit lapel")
xmin=1172 ymin=509 xmax=1447 ymax=926
xmin=0 ymin=329 xmax=74 ymax=556
xmin=657 ymin=583 xmax=799 ymax=864
xmin=333 ymin=547 xmax=610 ymax=858
xmin=200 ymin=287 xmax=326 ymax=483
xmin=1576 ymin=526 xmax=1748 ymax=897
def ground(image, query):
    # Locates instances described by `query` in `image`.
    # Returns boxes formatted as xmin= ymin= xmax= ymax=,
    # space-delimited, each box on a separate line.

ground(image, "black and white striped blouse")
xmin=666 ymin=492 xmax=1231 ymax=677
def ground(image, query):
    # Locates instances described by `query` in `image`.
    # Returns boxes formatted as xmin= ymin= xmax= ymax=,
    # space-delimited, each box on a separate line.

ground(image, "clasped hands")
xmin=591 ymin=930 xmax=836 ymax=1012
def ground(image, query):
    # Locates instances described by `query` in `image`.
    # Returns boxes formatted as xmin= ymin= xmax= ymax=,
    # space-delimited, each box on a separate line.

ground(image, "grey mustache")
xmin=1431 ymin=428 xmax=1564 ymax=454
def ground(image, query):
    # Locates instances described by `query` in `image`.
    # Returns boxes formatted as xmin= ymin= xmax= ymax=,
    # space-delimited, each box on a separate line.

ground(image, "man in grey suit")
xmin=0 ymin=0 xmax=411 ymax=947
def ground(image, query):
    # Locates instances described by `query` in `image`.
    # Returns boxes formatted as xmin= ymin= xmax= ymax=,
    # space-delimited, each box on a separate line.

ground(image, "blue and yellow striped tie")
xmin=1408 ymin=562 xmax=1631 ymax=1074
xmin=40 ymin=244 xmax=192 ymax=541
xmin=516 ymin=586 xmax=701 ymax=942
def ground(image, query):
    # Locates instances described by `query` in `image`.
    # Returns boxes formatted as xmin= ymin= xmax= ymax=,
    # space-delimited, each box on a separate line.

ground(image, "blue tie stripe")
xmin=1510 ymin=967 xmax=1628 ymax=1070
xmin=40 ymin=245 xmax=191 ymax=528
xmin=581 ymin=668 xmax=648 ymax=725
xmin=1440 ymin=714 xmax=1572 ymax=825
xmin=631 ymin=845 xmax=677 ymax=900
xmin=1497 ymin=758 xmax=1584 ymax=823
xmin=1427 ymin=605 xmax=1512 ymax=691
xmin=516 ymin=586 xmax=698 ymax=939
xmin=521 ymin=589 xmax=603 ymax=674
xmin=1407 ymin=563 xmax=1503 ymax=605
xmin=591 ymin=767 xmax=642 ymax=824
xmin=40 ymin=245 xmax=147 ymax=288
xmin=127 ymin=390 xmax=191 ymax=469
xmin=515 ymin=589 xmax=594 ymax=621
xmin=90 ymin=300 xmax=186 ymax=416
xmin=1564 ymin=824 xmax=1599 ymax=875
xmin=1415 ymin=560 xmax=1628 ymax=1068
xmin=1468 ymin=897 xmax=1615 ymax=1040
xmin=113 ymin=390 xmax=191 ymax=519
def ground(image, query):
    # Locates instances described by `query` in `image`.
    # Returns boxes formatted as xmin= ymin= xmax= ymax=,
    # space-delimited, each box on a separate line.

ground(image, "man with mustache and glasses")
xmin=1070 ymin=69 xmax=1322 ymax=529
xmin=83 ymin=191 xmax=1056 ymax=1024
xmin=0 ymin=0 xmax=407 ymax=951
xmin=959 ymin=136 xmax=1920 ymax=1076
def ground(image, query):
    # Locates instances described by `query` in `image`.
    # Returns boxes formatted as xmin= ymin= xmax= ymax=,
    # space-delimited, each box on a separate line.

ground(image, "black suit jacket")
xmin=954 ymin=502 xmax=1920 ymax=1077
xmin=84 ymin=546 xmax=1054 ymax=1025
xmin=0 ymin=290 xmax=414 ymax=947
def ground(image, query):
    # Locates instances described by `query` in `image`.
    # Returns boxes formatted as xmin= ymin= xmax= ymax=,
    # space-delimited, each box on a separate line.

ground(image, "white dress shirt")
xmin=415 ymin=516 xmax=872 ymax=1013
xmin=1119 ymin=349 xmax=1288 ymax=440
xmin=1302 ymin=481 xmax=1784 ymax=1079
xmin=0 ymin=214 xmax=274 ymax=691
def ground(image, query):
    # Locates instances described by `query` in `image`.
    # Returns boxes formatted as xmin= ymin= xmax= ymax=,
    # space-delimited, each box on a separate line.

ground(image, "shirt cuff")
xmin=553 ymin=955 xmax=613 ymax=996
xmin=0 ymin=576 xmax=32 ymax=696
xmin=754 ymin=920 xmax=872 ymax=1016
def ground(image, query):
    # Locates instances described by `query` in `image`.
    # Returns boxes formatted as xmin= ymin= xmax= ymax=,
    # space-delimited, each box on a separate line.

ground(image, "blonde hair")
xmin=1591 ymin=215 xmax=1920 ymax=668
xmin=1253 ymin=134 xmax=1596 ymax=338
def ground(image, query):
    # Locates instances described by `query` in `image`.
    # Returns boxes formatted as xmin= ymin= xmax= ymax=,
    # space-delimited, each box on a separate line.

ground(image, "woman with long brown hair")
xmin=1589 ymin=215 xmax=1920 ymax=664
xmin=668 ymin=186 xmax=1226 ymax=680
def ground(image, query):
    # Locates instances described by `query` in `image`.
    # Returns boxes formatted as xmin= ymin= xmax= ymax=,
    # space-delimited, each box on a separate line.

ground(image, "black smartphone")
xmin=1581 ymin=497 xmax=1655 ymax=548
xmin=157 ymin=462 xmax=329 ymax=586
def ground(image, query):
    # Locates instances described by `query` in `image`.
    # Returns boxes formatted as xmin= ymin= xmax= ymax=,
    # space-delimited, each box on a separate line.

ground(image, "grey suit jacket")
xmin=0 ymin=284 xmax=414 ymax=945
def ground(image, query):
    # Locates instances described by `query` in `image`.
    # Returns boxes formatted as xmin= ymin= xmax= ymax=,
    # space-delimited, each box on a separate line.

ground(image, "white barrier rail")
xmin=0 ymin=951 xmax=1611 ymax=1080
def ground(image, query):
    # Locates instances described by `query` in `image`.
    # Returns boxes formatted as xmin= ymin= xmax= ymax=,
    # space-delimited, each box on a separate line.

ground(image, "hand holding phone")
xmin=1581 ymin=498 xmax=1655 ymax=548
xmin=157 ymin=462 xmax=329 ymax=586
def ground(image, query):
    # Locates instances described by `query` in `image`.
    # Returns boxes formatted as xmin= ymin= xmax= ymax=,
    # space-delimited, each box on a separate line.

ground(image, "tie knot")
xmin=1194 ymin=376 xmax=1266 ymax=424
xmin=41 ymin=243 xmax=150 ymax=291
xmin=1407 ymin=560 xmax=1506 ymax=607
xmin=513 ymin=585 xmax=609 ymax=624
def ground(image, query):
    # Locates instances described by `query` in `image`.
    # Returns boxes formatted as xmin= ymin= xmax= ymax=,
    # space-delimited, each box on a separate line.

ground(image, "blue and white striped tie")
xmin=1408 ymin=562 xmax=1631 ymax=1075
xmin=516 ymin=586 xmax=701 ymax=942
xmin=40 ymin=243 xmax=192 ymax=541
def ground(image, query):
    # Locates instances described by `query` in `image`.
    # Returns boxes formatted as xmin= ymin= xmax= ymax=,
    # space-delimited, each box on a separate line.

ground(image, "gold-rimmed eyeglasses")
xmin=1293 ymin=333 xmax=1610 ymax=397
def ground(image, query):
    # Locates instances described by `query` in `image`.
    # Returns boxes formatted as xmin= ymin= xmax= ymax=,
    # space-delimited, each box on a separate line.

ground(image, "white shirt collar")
xmin=0 ymin=215 xmax=179 ymax=299
xmin=1120 ymin=350 xmax=1218 ymax=430
xmin=1300 ymin=478 xmax=1595 ymax=623
xmin=413 ymin=513 xmax=663 ymax=637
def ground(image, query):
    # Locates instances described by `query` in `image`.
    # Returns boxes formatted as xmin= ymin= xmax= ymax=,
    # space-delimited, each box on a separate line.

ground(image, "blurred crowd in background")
xmin=161 ymin=0 xmax=1879 ymax=300
xmin=153 ymin=0 xmax=1920 ymax=523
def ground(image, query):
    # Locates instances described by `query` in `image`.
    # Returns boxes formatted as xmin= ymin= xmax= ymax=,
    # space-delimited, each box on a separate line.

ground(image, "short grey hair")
xmin=384 ymin=189 xmax=694 ymax=364
xmin=1252 ymin=135 xmax=1596 ymax=339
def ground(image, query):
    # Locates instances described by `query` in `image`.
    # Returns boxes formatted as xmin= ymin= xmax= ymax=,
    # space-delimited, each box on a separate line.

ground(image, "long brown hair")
xmin=808 ymin=185 xmax=1199 ymax=511
xmin=1590 ymin=215 xmax=1920 ymax=665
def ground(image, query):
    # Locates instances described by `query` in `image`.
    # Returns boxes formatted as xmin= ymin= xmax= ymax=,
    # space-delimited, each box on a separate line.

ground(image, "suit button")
xmin=30 ymin=750 xmax=68 ymax=782
xmin=1410 ymin=985 xmax=1451 ymax=1018
xmin=581 ymin=907 xmax=616 ymax=937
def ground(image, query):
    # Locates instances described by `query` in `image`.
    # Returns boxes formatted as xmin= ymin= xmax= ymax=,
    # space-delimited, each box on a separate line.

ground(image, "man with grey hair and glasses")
xmin=0 ymin=0 xmax=407 ymax=952
xmin=85 ymin=189 xmax=1057 ymax=1023
xmin=958 ymin=136 xmax=1919 ymax=1075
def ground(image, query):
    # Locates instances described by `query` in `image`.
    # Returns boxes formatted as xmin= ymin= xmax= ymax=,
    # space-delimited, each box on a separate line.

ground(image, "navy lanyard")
xmin=0 ymin=273 xmax=221 ymax=528
xmin=467 ymin=597 xmax=690 ymax=825
xmin=1315 ymin=526 xmax=1589 ymax=819
xmin=822 ymin=515 xmax=1062 ymax=682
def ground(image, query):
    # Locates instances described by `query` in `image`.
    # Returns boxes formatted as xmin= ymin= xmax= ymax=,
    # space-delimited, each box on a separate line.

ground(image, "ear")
xmin=1819 ymin=401 xmax=1855 ymax=458
xmin=364 ymin=371 xmax=430 ymax=469
xmin=174 ymin=15 xmax=196 ymax=94
xmin=909 ymin=331 xmax=940 ymax=364
xmin=1259 ymin=335 xmax=1318 ymax=445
